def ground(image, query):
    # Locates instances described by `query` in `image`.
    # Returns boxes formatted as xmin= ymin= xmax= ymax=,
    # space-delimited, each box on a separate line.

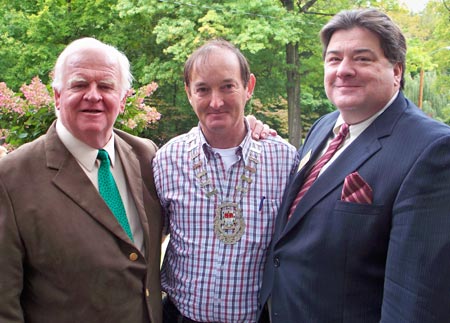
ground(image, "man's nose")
xmin=83 ymin=84 xmax=102 ymax=102
xmin=336 ymin=57 xmax=356 ymax=78
xmin=209 ymin=90 xmax=224 ymax=109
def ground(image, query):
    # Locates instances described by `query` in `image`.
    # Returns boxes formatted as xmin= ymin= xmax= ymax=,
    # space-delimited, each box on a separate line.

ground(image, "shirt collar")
xmin=55 ymin=119 xmax=116 ymax=171
xmin=197 ymin=119 xmax=253 ymax=163
xmin=334 ymin=90 xmax=399 ymax=138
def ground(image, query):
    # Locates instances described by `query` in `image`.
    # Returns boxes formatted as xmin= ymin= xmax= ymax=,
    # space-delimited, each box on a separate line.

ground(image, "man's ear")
xmin=393 ymin=62 xmax=402 ymax=88
xmin=185 ymin=84 xmax=192 ymax=104
xmin=246 ymin=74 xmax=256 ymax=100
xmin=54 ymin=90 xmax=61 ymax=110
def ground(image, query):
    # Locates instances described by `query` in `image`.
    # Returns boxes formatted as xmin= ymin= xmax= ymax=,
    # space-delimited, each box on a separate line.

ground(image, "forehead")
xmin=64 ymin=47 xmax=120 ymax=79
xmin=328 ymin=27 xmax=382 ymax=53
xmin=191 ymin=48 xmax=241 ymax=81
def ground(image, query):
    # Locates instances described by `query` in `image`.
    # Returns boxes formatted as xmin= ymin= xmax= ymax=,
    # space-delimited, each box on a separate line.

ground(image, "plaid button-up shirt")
xmin=154 ymin=125 xmax=298 ymax=323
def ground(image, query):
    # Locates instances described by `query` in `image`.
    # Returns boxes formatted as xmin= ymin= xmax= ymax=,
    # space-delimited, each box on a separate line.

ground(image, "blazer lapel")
xmin=114 ymin=135 xmax=152 ymax=255
xmin=274 ymin=116 xmax=337 ymax=233
xmin=47 ymin=141 xmax=129 ymax=245
xmin=46 ymin=124 xmax=136 ymax=244
xmin=277 ymin=94 xmax=407 ymax=240
xmin=298 ymin=128 xmax=380 ymax=207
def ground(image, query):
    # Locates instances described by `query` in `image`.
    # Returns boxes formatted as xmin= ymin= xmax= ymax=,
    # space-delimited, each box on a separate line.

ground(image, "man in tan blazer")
xmin=0 ymin=38 xmax=163 ymax=323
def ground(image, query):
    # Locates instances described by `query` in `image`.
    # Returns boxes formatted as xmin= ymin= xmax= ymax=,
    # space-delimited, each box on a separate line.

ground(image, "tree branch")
xmin=442 ymin=0 xmax=450 ymax=13
xmin=297 ymin=0 xmax=318 ymax=13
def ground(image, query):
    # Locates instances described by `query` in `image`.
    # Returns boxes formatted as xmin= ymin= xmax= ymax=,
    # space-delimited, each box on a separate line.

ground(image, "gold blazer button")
xmin=129 ymin=252 xmax=138 ymax=261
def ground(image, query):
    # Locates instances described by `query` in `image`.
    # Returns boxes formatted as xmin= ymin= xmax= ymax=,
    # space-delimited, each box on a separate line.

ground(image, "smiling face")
xmin=185 ymin=47 xmax=255 ymax=148
xmin=324 ymin=27 xmax=402 ymax=124
xmin=54 ymin=46 xmax=125 ymax=148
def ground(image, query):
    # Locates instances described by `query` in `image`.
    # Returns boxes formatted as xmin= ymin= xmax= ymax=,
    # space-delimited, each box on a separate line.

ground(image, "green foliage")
xmin=251 ymin=92 xmax=334 ymax=142
xmin=139 ymin=101 xmax=197 ymax=147
xmin=300 ymin=92 xmax=335 ymax=134
xmin=404 ymin=72 xmax=450 ymax=126
xmin=0 ymin=0 xmax=123 ymax=90
xmin=395 ymin=0 xmax=450 ymax=125
xmin=0 ymin=0 xmax=448 ymax=148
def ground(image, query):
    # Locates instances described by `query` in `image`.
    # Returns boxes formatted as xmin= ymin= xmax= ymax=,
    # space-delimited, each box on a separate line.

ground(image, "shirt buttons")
xmin=129 ymin=252 xmax=138 ymax=261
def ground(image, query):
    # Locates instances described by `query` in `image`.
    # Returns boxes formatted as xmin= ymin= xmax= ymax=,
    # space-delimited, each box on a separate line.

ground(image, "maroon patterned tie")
xmin=288 ymin=123 xmax=349 ymax=219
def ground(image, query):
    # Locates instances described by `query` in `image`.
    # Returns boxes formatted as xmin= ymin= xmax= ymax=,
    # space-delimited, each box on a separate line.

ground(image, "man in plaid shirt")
xmin=153 ymin=39 xmax=298 ymax=323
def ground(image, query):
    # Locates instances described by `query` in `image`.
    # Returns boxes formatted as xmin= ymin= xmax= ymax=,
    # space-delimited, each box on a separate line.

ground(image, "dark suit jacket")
xmin=0 ymin=123 xmax=163 ymax=323
xmin=258 ymin=92 xmax=450 ymax=322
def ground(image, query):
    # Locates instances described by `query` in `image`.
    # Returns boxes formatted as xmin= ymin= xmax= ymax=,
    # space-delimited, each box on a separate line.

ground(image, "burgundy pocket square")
xmin=341 ymin=172 xmax=373 ymax=204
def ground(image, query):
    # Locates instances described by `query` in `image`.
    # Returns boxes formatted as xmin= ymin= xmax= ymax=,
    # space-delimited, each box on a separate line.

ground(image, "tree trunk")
xmin=281 ymin=0 xmax=302 ymax=148
xmin=281 ymin=0 xmax=321 ymax=148
xmin=286 ymin=42 xmax=301 ymax=148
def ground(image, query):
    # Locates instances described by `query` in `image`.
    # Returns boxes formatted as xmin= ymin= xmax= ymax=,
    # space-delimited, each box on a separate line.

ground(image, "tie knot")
xmin=97 ymin=149 xmax=110 ymax=163
xmin=339 ymin=123 xmax=349 ymax=138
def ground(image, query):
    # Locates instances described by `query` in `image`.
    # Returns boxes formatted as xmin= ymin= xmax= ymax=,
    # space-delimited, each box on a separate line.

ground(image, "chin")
xmin=206 ymin=119 xmax=229 ymax=128
xmin=333 ymin=98 xmax=362 ymax=110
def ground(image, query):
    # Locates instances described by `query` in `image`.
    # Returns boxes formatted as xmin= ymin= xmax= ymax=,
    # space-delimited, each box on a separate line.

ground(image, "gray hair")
xmin=51 ymin=37 xmax=133 ymax=98
xmin=320 ymin=9 xmax=406 ymax=89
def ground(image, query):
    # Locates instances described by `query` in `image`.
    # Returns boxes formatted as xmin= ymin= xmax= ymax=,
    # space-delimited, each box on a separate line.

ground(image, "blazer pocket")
xmin=335 ymin=200 xmax=384 ymax=216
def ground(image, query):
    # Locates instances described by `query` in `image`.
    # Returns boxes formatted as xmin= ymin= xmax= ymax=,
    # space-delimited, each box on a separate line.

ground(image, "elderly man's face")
xmin=324 ymin=27 xmax=402 ymax=124
xmin=54 ymin=46 xmax=125 ymax=148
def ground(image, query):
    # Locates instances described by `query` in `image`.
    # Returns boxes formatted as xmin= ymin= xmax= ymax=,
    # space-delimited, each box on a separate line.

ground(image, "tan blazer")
xmin=0 ymin=123 xmax=163 ymax=323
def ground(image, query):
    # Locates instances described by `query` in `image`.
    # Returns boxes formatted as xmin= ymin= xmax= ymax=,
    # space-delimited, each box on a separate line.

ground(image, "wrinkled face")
xmin=185 ymin=48 xmax=255 ymax=146
xmin=324 ymin=27 xmax=402 ymax=124
xmin=54 ymin=46 xmax=125 ymax=148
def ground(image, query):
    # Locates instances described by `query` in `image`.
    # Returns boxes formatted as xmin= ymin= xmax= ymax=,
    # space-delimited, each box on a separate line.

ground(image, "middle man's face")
xmin=186 ymin=48 xmax=255 ymax=148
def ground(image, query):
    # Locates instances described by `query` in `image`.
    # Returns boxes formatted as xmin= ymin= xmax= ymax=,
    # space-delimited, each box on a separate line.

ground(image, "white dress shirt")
xmin=319 ymin=91 xmax=399 ymax=176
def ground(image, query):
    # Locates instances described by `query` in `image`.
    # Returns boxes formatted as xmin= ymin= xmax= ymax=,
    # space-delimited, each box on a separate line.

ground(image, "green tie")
xmin=97 ymin=149 xmax=133 ymax=241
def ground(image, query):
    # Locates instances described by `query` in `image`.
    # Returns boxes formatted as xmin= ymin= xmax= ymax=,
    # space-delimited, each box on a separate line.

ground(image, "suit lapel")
xmin=276 ymin=94 xmax=407 ymax=240
xmin=285 ymin=128 xmax=381 ymax=228
xmin=46 ymin=124 xmax=137 ymax=244
xmin=273 ymin=116 xmax=337 ymax=234
xmin=49 ymin=152 xmax=130 ymax=244
xmin=114 ymin=135 xmax=152 ymax=256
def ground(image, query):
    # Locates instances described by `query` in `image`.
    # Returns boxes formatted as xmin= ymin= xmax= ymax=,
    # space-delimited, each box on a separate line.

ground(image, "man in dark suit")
xmin=0 ymin=38 xmax=163 ymax=323
xmin=258 ymin=8 xmax=450 ymax=323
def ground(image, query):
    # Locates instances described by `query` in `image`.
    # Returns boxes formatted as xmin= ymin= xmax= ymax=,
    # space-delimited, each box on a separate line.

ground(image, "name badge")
xmin=297 ymin=149 xmax=312 ymax=173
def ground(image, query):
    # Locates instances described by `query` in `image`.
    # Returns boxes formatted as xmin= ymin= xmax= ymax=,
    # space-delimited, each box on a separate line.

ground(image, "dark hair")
xmin=184 ymin=39 xmax=251 ymax=88
xmin=320 ymin=9 xmax=406 ymax=89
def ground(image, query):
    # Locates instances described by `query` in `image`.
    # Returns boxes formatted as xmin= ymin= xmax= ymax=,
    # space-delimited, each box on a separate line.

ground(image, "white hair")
xmin=51 ymin=37 xmax=133 ymax=98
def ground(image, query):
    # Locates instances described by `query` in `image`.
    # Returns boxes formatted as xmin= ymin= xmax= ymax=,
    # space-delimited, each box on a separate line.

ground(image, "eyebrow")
xmin=98 ymin=79 xmax=117 ymax=87
xmin=67 ymin=77 xmax=117 ymax=87
xmin=192 ymin=81 xmax=207 ymax=87
xmin=193 ymin=78 xmax=238 ymax=86
xmin=326 ymin=48 xmax=375 ymax=56
xmin=67 ymin=76 xmax=88 ymax=86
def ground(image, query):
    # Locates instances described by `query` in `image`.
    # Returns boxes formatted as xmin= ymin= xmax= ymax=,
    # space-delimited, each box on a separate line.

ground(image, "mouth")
xmin=81 ymin=109 xmax=103 ymax=114
xmin=207 ymin=111 xmax=226 ymax=117
xmin=335 ymin=83 xmax=362 ymax=88
xmin=208 ymin=108 xmax=228 ymax=114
